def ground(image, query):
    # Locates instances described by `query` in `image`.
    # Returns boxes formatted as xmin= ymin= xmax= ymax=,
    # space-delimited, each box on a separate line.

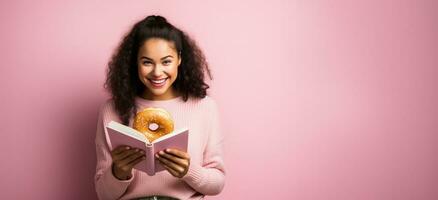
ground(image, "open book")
xmin=105 ymin=120 xmax=189 ymax=176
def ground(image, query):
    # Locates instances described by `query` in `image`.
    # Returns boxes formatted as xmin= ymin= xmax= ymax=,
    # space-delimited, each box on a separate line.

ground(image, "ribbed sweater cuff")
xmin=102 ymin=166 xmax=134 ymax=193
xmin=181 ymin=163 xmax=204 ymax=186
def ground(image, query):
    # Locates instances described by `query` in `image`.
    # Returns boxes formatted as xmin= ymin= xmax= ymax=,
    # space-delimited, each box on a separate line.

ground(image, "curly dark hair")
xmin=104 ymin=15 xmax=212 ymax=126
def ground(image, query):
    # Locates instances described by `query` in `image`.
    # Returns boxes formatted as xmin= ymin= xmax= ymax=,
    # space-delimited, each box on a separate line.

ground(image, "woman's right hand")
xmin=110 ymin=145 xmax=146 ymax=180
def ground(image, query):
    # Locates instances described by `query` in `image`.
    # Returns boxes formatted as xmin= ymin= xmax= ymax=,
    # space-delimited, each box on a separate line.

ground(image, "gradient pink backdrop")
xmin=1 ymin=0 xmax=437 ymax=199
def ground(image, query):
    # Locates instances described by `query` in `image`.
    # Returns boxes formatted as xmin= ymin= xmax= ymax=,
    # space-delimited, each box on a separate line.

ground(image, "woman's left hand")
xmin=155 ymin=148 xmax=190 ymax=178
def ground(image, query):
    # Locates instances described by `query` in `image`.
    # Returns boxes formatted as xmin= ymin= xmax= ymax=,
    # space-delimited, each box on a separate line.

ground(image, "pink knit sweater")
xmin=94 ymin=95 xmax=225 ymax=200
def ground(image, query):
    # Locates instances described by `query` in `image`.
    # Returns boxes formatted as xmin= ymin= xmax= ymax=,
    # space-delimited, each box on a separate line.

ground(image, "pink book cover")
xmin=105 ymin=120 xmax=189 ymax=176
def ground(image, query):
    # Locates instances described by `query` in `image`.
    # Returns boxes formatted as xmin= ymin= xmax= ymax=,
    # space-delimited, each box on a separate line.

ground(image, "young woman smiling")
xmin=94 ymin=15 xmax=225 ymax=200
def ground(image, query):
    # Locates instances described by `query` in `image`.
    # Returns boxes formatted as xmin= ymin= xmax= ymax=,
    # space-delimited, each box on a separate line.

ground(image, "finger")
xmin=161 ymin=162 xmax=181 ymax=177
xmin=158 ymin=151 xmax=188 ymax=167
xmin=112 ymin=145 xmax=131 ymax=155
xmin=156 ymin=154 xmax=185 ymax=173
xmin=126 ymin=155 xmax=147 ymax=168
xmin=165 ymin=148 xmax=190 ymax=159
xmin=120 ymin=152 xmax=145 ymax=166
xmin=113 ymin=148 xmax=136 ymax=161
xmin=114 ymin=148 xmax=140 ymax=162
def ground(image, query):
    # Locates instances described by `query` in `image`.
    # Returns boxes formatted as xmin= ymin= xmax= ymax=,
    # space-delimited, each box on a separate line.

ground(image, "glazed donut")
xmin=133 ymin=107 xmax=174 ymax=142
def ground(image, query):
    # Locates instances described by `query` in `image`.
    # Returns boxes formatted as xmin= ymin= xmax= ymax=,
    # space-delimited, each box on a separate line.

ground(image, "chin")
xmin=147 ymin=87 xmax=168 ymax=96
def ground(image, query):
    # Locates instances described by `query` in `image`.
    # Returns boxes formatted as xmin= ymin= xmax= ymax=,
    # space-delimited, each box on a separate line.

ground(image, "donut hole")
xmin=148 ymin=123 xmax=159 ymax=131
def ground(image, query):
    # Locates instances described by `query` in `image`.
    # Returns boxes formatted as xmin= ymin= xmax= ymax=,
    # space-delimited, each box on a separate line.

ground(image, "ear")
xmin=178 ymin=53 xmax=182 ymax=66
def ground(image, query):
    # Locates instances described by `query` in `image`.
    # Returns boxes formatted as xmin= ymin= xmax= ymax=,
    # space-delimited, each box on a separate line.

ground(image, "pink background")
xmin=1 ymin=0 xmax=437 ymax=199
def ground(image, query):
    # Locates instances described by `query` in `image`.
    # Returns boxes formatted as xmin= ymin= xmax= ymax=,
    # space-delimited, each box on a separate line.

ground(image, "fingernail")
xmin=159 ymin=151 xmax=164 ymax=155
xmin=126 ymin=146 xmax=130 ymax=150
xmin=155 ymin=154 xmax=159 ymax=158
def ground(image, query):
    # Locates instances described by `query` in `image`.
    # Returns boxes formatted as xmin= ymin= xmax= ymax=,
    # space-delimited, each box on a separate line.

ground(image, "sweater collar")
xmin=135 ymin=95 xmax=184 ymax=105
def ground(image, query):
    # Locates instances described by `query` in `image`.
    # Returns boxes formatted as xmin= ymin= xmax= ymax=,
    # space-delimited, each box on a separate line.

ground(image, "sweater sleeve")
xmin=181 ymin=98 xmax=226 ymax=195
xmin=94 ymin=102 xmax=135 ymax=200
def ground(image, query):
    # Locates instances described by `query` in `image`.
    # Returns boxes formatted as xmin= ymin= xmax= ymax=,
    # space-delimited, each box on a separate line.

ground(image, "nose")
xmin=152 ymin=64 xmax=163 ymax=76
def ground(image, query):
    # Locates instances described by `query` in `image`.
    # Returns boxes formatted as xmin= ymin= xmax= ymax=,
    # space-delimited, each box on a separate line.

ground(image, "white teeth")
xmin=150 ymin=78 xmax=167 ymax=84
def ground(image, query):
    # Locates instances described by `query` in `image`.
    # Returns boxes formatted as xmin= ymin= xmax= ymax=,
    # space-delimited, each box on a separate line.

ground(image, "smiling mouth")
xmin=148 ymin=78 xmax=168 ymax=87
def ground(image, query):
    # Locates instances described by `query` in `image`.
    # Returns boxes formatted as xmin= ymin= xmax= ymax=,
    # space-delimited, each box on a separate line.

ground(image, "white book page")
xmin=152 ymin=127 xmax=189 ymax=144
xmin=108 ymin=121 xmax=148 ymax=143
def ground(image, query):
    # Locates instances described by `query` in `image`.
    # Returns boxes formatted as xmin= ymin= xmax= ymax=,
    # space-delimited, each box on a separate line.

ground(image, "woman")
xmin=94 ymin=15 xmax=225 ymax=200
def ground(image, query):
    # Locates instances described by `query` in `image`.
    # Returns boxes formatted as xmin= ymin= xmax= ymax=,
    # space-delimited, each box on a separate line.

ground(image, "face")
xmin=137 ymin=38 xmax=181 ymax=100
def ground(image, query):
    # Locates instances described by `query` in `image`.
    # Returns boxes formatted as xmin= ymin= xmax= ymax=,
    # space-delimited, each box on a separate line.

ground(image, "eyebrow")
xmin=140 ymin=55 xmax=173 ymax=60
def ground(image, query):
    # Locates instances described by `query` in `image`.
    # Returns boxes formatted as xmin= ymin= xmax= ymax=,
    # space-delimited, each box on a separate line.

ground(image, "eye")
xmin=163 ymin=60 xmax=172 ymax=65
xmin=143 ymin=61 xmax=153 ymax=66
